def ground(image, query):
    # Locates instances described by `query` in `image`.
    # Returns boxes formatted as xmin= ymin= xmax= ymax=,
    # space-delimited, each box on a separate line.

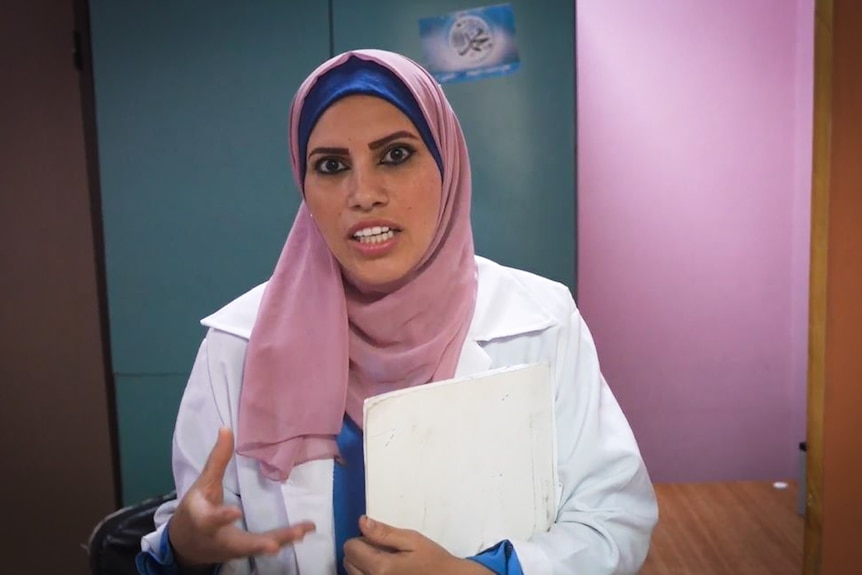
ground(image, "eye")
xmin=380 ymin=144 xmax=415 ymax=165
xmin=314 ymin=157 xmax=348 ymax=175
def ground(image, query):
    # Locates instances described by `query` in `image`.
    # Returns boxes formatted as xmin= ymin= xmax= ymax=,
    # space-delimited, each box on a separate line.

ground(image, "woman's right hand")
xmin=167 ymin=427 xmax=316 ymax=568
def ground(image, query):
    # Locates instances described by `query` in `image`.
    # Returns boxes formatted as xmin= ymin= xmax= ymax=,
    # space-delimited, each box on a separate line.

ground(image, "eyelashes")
xmin=312 ymin=143 xmax=417 ymax=175
xmin=315 ymin=157 xmax=348 ymax=174
xmin=379 ymin=144 xmax=415 ymax=165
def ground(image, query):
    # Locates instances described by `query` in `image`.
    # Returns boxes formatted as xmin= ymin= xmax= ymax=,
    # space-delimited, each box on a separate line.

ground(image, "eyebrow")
xmin=307 ymin=146 xmax=349 ymax=158
xmin=368 ymin=130 xmax=419 ymax=150
xmin=307 ymin=130 xmax=419 ymax=159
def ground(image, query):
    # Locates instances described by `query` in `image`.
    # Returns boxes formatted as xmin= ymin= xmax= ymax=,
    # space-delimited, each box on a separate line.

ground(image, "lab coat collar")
xmin=468 ymin=256 xmax=557 ymax=342
xmin=201 ymin=256 xmax=557 ymax=348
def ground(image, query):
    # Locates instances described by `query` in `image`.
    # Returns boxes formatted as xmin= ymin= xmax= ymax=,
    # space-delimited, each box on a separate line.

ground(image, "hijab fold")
xmin=236 ymin=50 xmax=477 ymax=481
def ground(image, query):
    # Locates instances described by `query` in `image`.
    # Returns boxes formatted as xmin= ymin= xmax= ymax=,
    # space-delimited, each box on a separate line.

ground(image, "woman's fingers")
xmin=212 ymin=504 xmax=243 ymax=525
xmin=202 ymin=502 xmax=242 ymax=529
xmin=218 ymin=522 xmax=314 ymax=558
xmin=343 ymin=559 xmax=368 ymax=575
xmin=343 ymin=536 xmax=385 ymax=575
xmin=183 ymin=489 xmax=241 ymax=533
xmin=263 ymin=521 xmax=317 ymax=546
xmin=358 ymin=516 xmax=416 ymax=552
xmin=172 ymin=427 xmax=315 ymax=565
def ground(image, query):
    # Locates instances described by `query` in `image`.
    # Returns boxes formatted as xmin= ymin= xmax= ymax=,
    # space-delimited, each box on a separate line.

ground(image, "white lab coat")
xmin=141 ymin=256 xmax=658 ymax=575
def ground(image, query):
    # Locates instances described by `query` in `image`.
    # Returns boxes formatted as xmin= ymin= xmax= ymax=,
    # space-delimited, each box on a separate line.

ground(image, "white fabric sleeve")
xmin=509 ymin=302 xmax=659 ymax=575
xmin=139 ymin=337 xmax=251 ymax=574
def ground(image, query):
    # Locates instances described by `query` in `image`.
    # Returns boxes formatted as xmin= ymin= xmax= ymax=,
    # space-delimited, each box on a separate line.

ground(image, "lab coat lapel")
xmin=280 ymin=459 xmax=336 ymax=575
xmin=454 ymin=338 xmax=492 ymax=378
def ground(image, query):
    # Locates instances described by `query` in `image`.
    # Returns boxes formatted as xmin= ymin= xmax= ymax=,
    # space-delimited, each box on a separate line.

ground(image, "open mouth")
xmin=351 ymin=226 xmax=400 ymax=244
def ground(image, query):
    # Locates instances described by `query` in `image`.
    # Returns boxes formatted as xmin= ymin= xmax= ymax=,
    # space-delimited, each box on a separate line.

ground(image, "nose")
xmin=347 ymin=165 xmax=388 ymax=211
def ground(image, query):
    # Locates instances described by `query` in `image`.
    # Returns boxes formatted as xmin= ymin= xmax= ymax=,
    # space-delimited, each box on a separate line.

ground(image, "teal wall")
xmin=90 ymin=1 xmax=575 ymax=505
xmin=332 ymin=0 xmax=576 ymax=288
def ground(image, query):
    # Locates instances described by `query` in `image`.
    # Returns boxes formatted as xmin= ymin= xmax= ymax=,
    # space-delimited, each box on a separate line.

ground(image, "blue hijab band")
xmin=297 ymin=56 xmax=443 ymax=183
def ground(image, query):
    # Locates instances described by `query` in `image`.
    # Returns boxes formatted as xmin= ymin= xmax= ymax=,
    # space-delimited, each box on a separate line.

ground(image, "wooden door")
xmin=0 ymin=0 xmax=116 ymax=571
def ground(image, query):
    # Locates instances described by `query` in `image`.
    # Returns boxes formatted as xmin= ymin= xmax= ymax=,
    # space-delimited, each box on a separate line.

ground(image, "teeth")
xmin=355 ymin=230 xmax=395 ymax=244
xmin=353 ymin=226 xmax=392 ymax=239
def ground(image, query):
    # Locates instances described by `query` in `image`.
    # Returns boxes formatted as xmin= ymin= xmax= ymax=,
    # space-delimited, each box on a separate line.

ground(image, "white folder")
xmin=363 ymin=363 xmax=557 ymax=557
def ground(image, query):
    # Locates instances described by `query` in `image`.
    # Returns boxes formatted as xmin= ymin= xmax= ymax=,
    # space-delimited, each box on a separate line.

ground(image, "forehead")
xmin=308 ymin=95 xmax=416 ymax=142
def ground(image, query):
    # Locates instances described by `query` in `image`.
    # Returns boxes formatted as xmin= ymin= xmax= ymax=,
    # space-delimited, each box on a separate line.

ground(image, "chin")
xmin=346 ymin=264 xmax=412 ymax=292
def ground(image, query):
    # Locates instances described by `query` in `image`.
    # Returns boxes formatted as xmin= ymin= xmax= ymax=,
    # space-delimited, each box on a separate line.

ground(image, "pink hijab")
xmin=236 ymin=50 xmax=477 ymax=481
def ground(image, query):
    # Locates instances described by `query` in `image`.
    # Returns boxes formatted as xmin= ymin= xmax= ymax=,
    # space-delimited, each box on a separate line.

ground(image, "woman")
xmin=138 ymin=49 xmax=657 ymax=575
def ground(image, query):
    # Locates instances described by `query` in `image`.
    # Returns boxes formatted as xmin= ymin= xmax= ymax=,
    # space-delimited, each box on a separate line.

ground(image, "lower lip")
xmin=350 ymin=233 xmax=399 ymax=257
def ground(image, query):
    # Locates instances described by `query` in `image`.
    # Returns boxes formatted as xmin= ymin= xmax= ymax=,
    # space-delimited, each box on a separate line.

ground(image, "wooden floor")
xmin=640 ymin=481 xmax=804 ymax=575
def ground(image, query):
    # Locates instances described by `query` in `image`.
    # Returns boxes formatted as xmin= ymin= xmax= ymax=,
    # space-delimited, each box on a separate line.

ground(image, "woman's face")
xmin=304 ymin=95 xmax=442 ymax=288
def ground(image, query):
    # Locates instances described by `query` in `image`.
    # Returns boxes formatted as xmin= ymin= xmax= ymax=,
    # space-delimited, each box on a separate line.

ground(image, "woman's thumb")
xmin=199 ymin=427 xmax=235 ymax=485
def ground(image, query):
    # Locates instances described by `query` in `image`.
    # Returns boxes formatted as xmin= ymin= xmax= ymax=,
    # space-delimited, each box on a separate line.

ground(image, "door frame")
xmin=803 ymin=0 xmax=831 ymax=571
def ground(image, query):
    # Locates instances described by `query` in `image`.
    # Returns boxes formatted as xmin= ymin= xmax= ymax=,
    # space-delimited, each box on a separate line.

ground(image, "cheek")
xmin=404 ymin=167 xmax=441 ymax=220
xmin=305 ymin=189 xmax=343 ymax=238
xmin=408 ymin=194 xmax=441 ymax=251
xmin=418 ymin=182 xmax=442 ymax=231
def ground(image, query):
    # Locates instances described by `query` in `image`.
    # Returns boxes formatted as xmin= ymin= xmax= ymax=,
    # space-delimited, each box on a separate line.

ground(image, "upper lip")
xmin=347 ymin=219 xmax=401 ymax=238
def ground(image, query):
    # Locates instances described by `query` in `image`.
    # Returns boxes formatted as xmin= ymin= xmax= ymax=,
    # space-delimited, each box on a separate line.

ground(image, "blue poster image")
xmin=419 ymin=4 xmax=520 ymax=84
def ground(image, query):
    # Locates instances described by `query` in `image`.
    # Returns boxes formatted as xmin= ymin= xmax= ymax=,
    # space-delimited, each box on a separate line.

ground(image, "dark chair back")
xmin=88 ymin=492 xmax=176 ymax=575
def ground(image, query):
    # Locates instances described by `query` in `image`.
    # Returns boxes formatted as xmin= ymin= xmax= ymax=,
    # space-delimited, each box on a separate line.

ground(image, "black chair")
xmin=88 ymin=492 xmax=176 ymax=575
